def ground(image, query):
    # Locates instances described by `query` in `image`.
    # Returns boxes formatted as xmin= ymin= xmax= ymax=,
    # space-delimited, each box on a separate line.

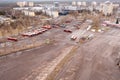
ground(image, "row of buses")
xmin=7 ymin=25 xmax=51 ymax=42
xmin=102 ymin=21 xmax=120 ymax=27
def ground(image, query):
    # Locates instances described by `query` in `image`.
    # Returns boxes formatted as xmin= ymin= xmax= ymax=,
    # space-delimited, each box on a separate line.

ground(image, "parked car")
xmin=60 ymin=24 xmax=66 ymax=28
xmin=79 ymin=37 xmax=87 ymax=43
xmin=51 ymin=24 xmax=58 ymax=28
xmin=64 ymin=29 xmax=72 ymax=33
xmin=79 ymin=34 xmax=94 ymax=43
xmin=71 ymin=35 xmax=77 ymax=40
xmin=87 ymin=34 xmax=94 ymax=40
xmin=65 ymin=20 xmax=71 ymax=23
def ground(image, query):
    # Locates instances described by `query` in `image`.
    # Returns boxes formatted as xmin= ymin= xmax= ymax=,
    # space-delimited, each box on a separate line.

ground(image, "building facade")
xmin=23 ymin=10 xmax=35 ymax=17
xmin=102 ymin=1 xmax=113 ymax=16
xmin=17 ymin=1 xmax=27 ymax=7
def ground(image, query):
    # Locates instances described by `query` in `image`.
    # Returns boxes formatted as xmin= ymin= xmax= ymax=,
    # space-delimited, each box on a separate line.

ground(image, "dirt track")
xmin=55 ymin=28 xmax=120 ymax=80
xmin=0 ymin=19 xmax=120 ymax=80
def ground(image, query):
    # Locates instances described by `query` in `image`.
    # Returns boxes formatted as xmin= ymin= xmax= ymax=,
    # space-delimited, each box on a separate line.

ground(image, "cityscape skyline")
xmin=0 ymin=0 xmax=120 ymax=3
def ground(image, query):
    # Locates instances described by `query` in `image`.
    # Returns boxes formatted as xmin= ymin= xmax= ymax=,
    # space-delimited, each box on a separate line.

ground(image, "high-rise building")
xmin=54 ymin=2 xmax=59 ymax=7
xmin=113 ymin=4 xmax=119 ymax=9
xmin=28 ymin=2 xmax=34 ymax=7
xmin=77 ymin=2 xmax=82 ymax=6
xmin=81 ymin=2 xmax=86 ymax=6
xmin=17 ymin=1 xmax=27 ymax=7
xmin=91 ymin=1 xmax=97 ymax=7
xmin=117 ymin=8 xmax=120 ymax=17
xmin=72 ymin=1 xmax=76 ymax=6
xmin=102 ymin=1 xmax=113 ymax=16
xmin=17 ymin=1 xmax=34 ymax=7
xmin=23 ymin=10 xmax=35 ymax=17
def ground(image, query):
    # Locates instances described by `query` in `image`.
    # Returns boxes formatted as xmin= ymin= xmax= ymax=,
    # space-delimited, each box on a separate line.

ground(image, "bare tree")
xmin=59 ymin=16 xmax=68 ymax=24
xmin=69 ymin=11 xmax=79 ymax=19
xmin=0 ymin=29 xmax=7 ymax=54
xmin=91 ymin=15 xmax=100 ymax=30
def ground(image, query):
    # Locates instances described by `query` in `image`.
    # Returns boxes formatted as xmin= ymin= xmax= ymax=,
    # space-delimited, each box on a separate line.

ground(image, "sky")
xmin=0 ymin=0 xmax=119 ymax=3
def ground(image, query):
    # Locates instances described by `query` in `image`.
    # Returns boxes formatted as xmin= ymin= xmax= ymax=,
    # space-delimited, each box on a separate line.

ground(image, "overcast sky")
xmin=0 ymin=0 xmax=119 ymax=3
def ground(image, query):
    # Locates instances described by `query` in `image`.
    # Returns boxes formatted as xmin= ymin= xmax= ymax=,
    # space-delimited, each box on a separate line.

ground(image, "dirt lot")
xmin=54 ymin=27 xmax=120 ymax=80
xmin=0 ymin=17 xmax=120 ymax=80
xmin=0 ymin=18 xmax=78 ymax=80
